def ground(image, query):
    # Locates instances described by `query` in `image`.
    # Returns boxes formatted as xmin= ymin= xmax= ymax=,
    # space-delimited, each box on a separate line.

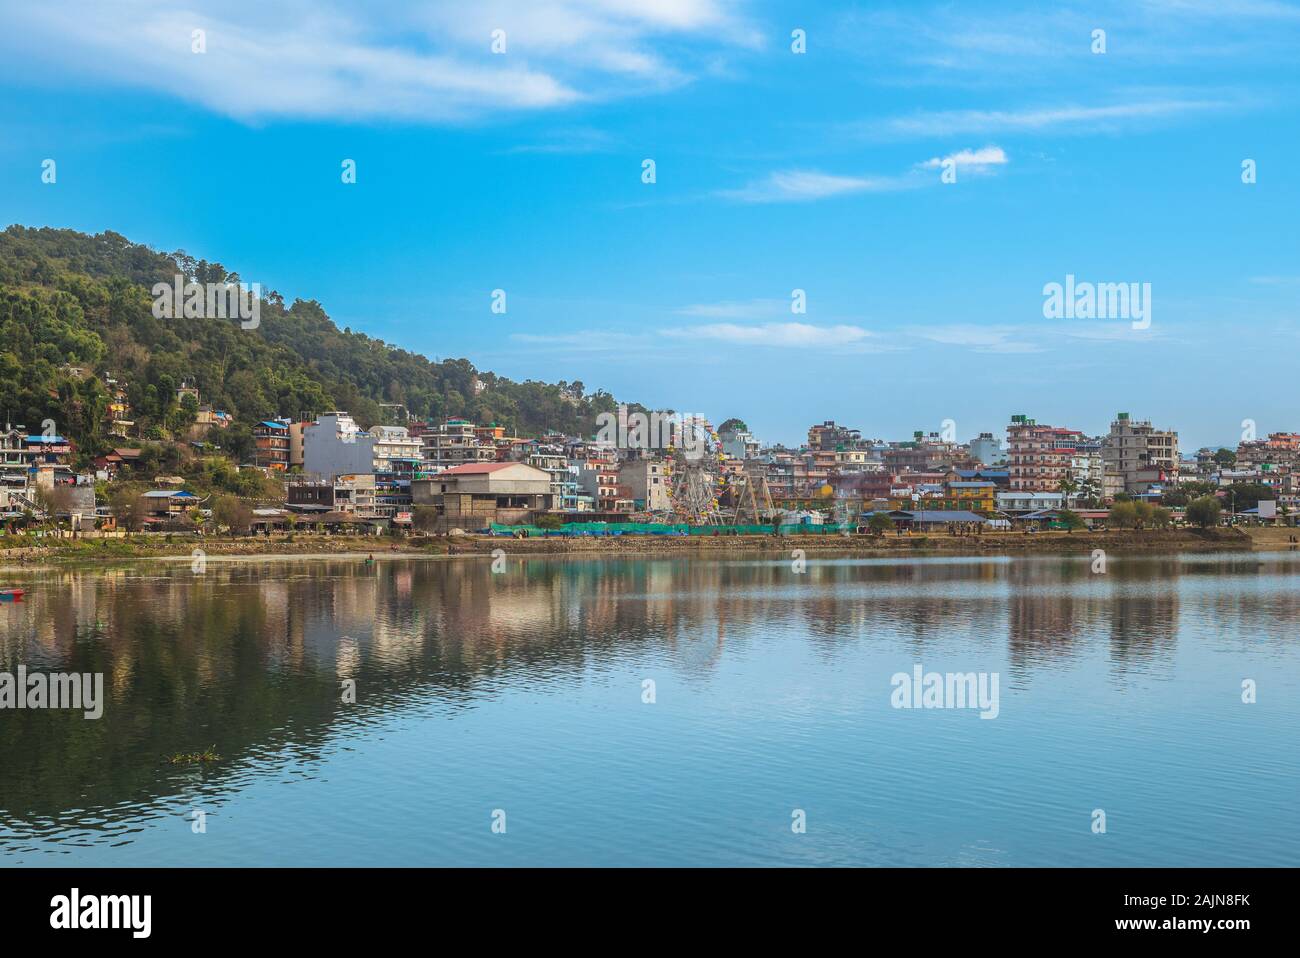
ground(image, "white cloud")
xmin=0 ymin=0 xmax=758 ymax=123
xmin=921 ymin=146 xmax=1008 ymax=170
xmin=666 ymin=322 xmax=875 ymax=348
xmin=722 ymin=146 xmax=1011 ymax=204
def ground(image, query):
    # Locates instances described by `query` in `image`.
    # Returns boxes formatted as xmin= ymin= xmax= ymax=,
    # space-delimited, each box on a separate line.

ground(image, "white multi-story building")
xmin=1069 ymin=444 xmax=1105 ymax=490
xmin=969 ymin=432 xmax=1006 ymax=466
xmin=369 ymin=425 xmax=422 ymax=472
xmin=996 ymin=490 xmax=1065 ymax=513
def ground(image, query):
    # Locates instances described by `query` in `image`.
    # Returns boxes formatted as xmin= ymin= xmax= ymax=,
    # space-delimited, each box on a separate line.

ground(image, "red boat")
xmin=0 ymin=588 xmax=24 ymax=601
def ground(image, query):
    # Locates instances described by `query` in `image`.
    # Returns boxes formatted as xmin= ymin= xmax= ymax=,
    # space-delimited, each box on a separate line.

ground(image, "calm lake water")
xmin=1 ymin=551 xmax=1297 ymax=867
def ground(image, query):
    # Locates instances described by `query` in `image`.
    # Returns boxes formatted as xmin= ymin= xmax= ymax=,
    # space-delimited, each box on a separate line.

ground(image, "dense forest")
xmin=0 ymin=226 xmax=625 ymax=465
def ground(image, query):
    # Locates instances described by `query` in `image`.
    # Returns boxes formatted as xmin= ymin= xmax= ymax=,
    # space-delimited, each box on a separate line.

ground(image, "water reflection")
xmin=0 ymin=551 xmax=1297 ymax=863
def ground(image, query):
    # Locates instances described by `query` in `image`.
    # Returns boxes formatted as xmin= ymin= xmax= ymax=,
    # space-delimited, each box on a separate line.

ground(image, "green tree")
xmin=1108 ymin=500 xmax=1139 ymax=529
xmin=31 ymin=484 xmax=58 ymax=528
xmin=1133 ymin=500 xmax=1157 ymax=528
xmin=1077 ymin=478 xmax=1102 ymax=508
xmin=1058 ymin=509 xmax=1086 ymax=531
xmin=411 ymin=505 xmax=440 ymax=534
xmin=867 ymin=513 xmax=893 ymax=536
xmin=108 ymin=483 xmax=146 ymax=532
xmin=1221 ymin=483 xmax=1272 ymax=514
xmin=212 ymin=495 xmax=252 ymax=534
xmin=1186 ymin=496 xmax=1222 ymax=529
xmin=0 ymin=225 xmax=647 ymax=459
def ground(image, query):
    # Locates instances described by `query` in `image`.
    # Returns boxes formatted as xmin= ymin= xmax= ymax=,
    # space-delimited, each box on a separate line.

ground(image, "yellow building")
xmin=943 ymin=481 xmax=997 ymax=513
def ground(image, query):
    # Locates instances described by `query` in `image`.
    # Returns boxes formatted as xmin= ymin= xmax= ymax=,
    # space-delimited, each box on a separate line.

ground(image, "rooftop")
xmin=437 ymin=462 xmax=519 ymax=475
xmin=901 ymin=510 xmax=988 ymax=523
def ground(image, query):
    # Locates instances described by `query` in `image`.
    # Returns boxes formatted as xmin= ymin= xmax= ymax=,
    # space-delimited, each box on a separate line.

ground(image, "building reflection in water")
xmin=0 ymin=550 xmax=1293 ymax=841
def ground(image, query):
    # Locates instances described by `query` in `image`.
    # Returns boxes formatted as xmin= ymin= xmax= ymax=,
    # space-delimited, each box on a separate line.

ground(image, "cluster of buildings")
xmin=236 ymin=404 xmax=1295 ymax=533
xmin=14 ymin=392 xmax=1300 ymax=534
xmin=730 ymin=412 xmax=1181 ymax=519
xmin=1198 ymin=431 xmax=1300 ymax=500
xmin=0 ymin=425 xmax=95 ymax=526
xmin=264 ymin=412 xmax=672 ymax=532
xmin=254 ymin=407 xmax=1195 ymax=532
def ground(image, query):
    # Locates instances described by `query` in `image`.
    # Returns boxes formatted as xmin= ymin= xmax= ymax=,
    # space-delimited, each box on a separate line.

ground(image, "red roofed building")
xmin=1007 ymin=415 xmax=1083 ymax=492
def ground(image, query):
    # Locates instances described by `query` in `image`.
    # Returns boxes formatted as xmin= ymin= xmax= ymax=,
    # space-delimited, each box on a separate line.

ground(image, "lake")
xmin=1 ymin=551 xmax=1297 ymax=866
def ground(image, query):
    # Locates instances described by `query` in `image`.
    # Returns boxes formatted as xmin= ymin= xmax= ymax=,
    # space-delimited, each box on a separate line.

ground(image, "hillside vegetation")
xmin=0 ymin=225 xmax=622 ymax=466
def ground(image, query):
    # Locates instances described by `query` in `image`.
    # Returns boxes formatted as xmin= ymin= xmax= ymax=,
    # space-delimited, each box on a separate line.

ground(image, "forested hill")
xmin=0 ymin=225 xmax=621 ymax=461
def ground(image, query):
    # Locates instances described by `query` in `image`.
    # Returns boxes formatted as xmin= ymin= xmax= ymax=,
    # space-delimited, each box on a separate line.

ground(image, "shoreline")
xmin=0 ymin=527 xmax=1275 ymax=570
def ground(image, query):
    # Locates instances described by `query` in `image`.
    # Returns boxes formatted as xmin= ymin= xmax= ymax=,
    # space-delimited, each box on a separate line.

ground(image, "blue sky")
xmin=1 ymin=0 xmax=1298 ymax=450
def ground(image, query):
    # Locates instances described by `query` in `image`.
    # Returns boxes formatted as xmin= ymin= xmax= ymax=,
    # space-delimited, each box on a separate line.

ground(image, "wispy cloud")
xmin=1059 ymin=322 xmax=1162 ymax=342
xmin=722 ymin=144 xmax=1010 ymax=204
xmin=878 ymin=99 xmax=1225 ymax=138
xmin=717 ymin=170 xmax=912 ymax=204
xmin=0 ymin=0 xmax=758 ymax=123
xmin=674 ymin=298 xmax=788 ymax=319
xmin=912 ymin=325 xmax=1044 ymax=354
xmin=509 ymin=329 xmax=651 ymax=353
xmin=500 ymin=127 xmax=616 ymax=154
xmin=1140 ymin=0 xmax=1300 ymax=19
xmin=920 ymin=145 xmax=1008 ymax=173
xmin=666 ymin=322 xmax=878 ymax=348
xmin=835 ymin=1 xmax=1300 ymax=80
xmin=911 ymin=320 xmax=1162 ymax=353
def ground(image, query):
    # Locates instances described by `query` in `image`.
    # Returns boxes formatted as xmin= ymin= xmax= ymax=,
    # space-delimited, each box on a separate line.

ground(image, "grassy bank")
xmin=0 ymin=534 xmax=431 ymax=563
xmin=0 ymin=526 xmax=1257 ymax=566
xmin=430 ymin=527 xmax=1253 ymax=557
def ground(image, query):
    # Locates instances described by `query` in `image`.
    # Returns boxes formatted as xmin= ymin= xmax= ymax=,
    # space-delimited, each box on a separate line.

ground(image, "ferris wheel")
xmin=664 ymin=422 xmax=724 ymax=523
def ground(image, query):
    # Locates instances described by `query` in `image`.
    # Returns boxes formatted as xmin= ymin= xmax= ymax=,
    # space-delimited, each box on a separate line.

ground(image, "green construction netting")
xmin=489 ymin=521 xmax=858 ymax=536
